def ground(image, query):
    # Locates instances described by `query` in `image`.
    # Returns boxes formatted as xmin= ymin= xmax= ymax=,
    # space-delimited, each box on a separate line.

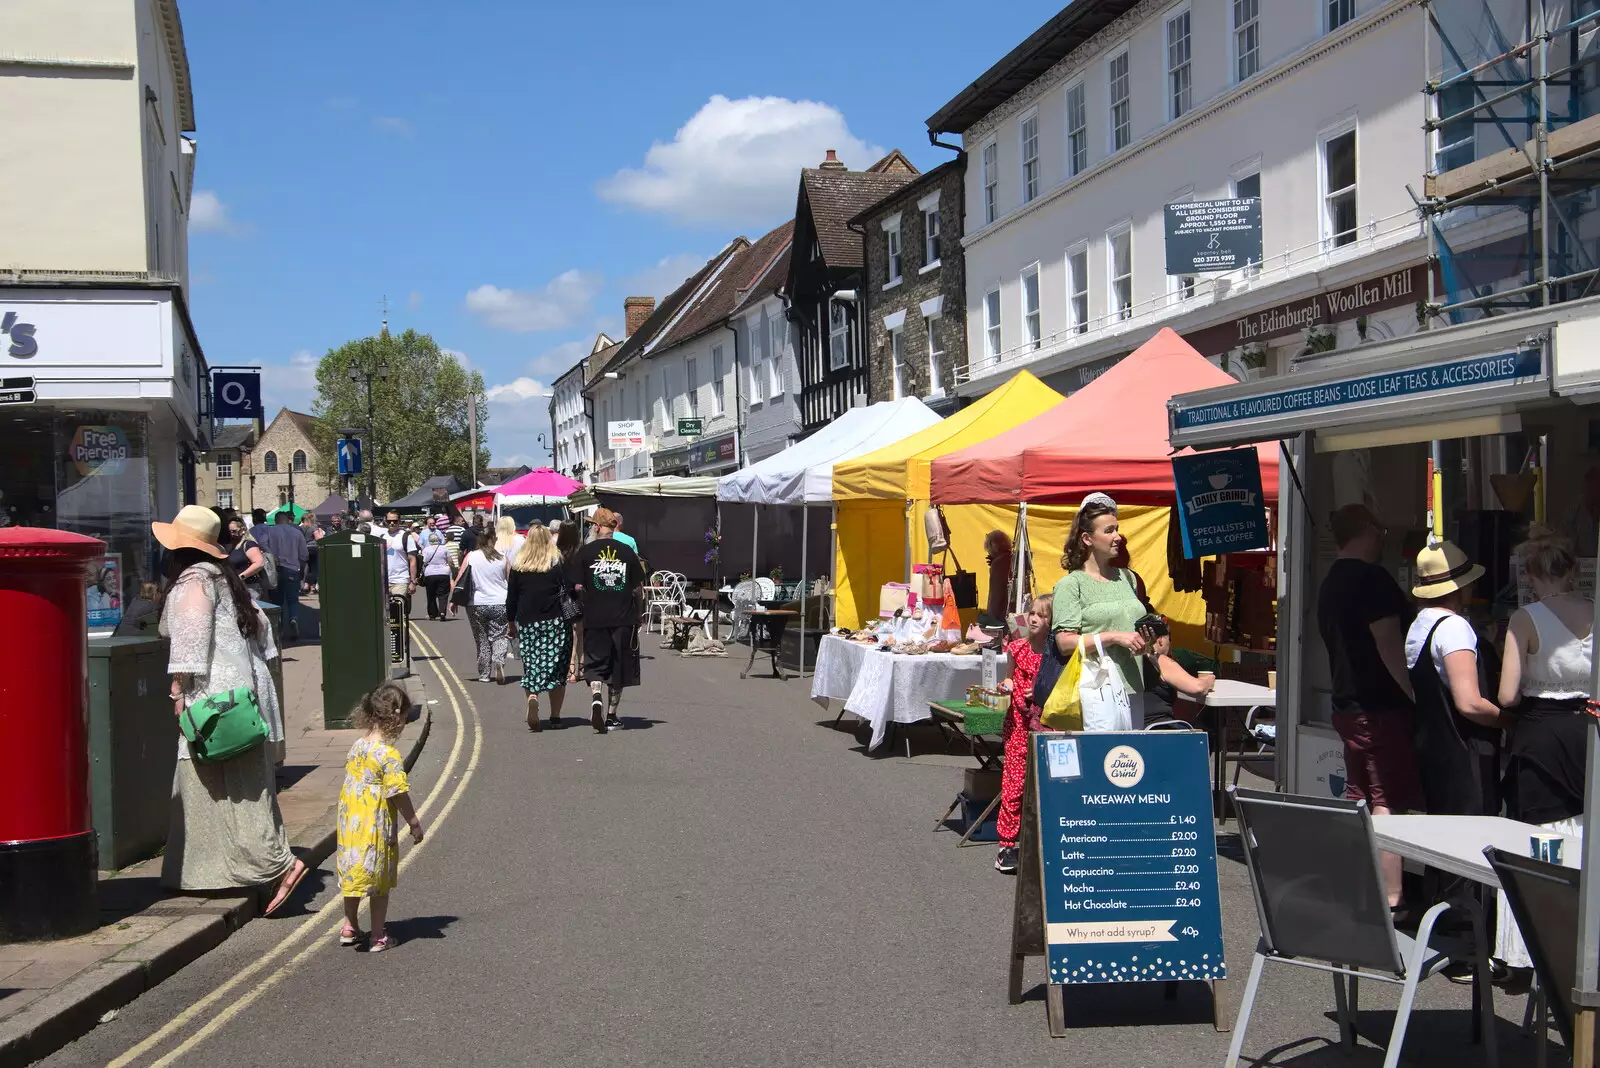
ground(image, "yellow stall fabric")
xmin=941 ymin=503 xmax=1206 ymax=651
xmin=831 ymin=371 xmax=1063 ymax=629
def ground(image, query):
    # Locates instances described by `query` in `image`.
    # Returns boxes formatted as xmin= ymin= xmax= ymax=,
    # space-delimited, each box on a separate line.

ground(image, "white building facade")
xmin=549 ymin=341 xmax=597 ymax=480
xmin=932 ymin=0 xmax=1428 ymax=397
xmin=0 ymin=0 xmax=207 ymax=610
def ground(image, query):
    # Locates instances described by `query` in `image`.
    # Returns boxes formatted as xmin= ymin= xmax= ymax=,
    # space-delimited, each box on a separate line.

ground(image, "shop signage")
xmin=1184 ymin=265 xmax=1427 ymax=355
xmin=0 ymin=375 xmax=36 ymax=405
xmin=1164 ymin=198 xmax=1261 ymax=274
xmin=677 ymin=417 xmax=704 ymax=437
xmin=1171 ymin=347 xmax=1542 ymax=432
xmin=652 ymin=444 xmax=691 ymax=477
xmin=212 ymin=370 xmax=262 ymax=419
xmin=1029 ymin=731 xmax=1226 ymax=987
xmin=689 ymin=433 xmax=737 ymax=473
xmin=1171 ymin=448 xmax=1269 ymax=558
xmin=69 ymin=425 xmax=131 ymax=477
xmin=608 ymin=419 xmax=645 ymax=449
xmin=1 ymin=310 xmax=38 ymax=359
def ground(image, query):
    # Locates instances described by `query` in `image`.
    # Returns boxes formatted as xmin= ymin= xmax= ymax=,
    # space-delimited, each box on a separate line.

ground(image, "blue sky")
xmin=182 ymin=0 xmax=1064 ymax=467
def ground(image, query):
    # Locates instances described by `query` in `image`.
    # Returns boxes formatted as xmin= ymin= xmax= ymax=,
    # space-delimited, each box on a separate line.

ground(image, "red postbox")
xmin=0 ymin=527 xmax=105 ymax=939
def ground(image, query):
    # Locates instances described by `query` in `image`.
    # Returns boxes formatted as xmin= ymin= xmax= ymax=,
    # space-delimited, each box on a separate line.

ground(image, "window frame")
xmin=1019 ymin=108 xmax=1040 ymax=204
xmin=925 ymin=309 xmax=945 ymax=397
xmin=216 ymin=488 xmax=233 ymax=509
xmin=1165 ymin=4 xmax=1193 ymax=122
xmin=748 ymin=313 xmax=766 ymax=404
xmin=1065 ymin=79 xmax=1088 ymax=178
xmin=1233 ymin=0 xmax=1261 ymax=83
xmin=1108 ymin=47 xmax=1132 ymax=153
xmin=983 ymin=287 xmax=1003 ymax=361
xmin=1319 ymin=119 xmax=1359 ymax=251
xmin=1021 ymin=264 xmax=1042 ymax=351
xmin=981 ymin=140 xmax=999 ymax=225
xmin=889 ymin=326 xmax=905 ymax=400
xmin=687 ymin=355 xmax=699 ymax=418
xmin=1066 ymin=242 xmax=1090 ymax=336
xmin=263 ymin=450 xmax=279 ymax=474
xmin=768 ymin=314 xmax=785 ymax=397
xmin=828 ymin=300 xmax=851 ymax=372
xmin=215 ymin=453 xmax=233 ymax=480
xmin=882 ymin=213 xmax=903 ymax=288
xmin=919 ymin=190 xmax=942 ymax=268
xmin=1325 ymin=0 xmax=1356 ymax=34
xmin=711 ymin=345 xmax=726 ymax=416
xmin=1107 ymin=225 xmax=1134 ymax=323
xmin=292 ymin=449 xmax=308 ymax=473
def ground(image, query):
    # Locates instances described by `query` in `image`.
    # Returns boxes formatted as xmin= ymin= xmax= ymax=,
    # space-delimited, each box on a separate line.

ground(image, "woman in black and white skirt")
xmin=507 ymin=525 xmax=573 ymax=731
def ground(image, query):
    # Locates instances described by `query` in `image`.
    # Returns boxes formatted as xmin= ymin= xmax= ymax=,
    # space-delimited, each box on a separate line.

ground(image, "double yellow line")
xmin=107 ymin=626 xmax=481 ymax=1067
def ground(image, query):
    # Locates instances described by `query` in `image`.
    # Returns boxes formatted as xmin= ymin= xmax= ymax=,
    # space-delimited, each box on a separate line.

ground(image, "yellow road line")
xmin=107 ymin=627 xmax=481 ymax=1067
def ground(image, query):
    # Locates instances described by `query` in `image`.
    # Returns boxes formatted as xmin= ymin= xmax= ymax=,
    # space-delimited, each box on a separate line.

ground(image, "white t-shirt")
xmin=384 ymin=530 xmax=418 ymax=585
xmin=466 ymin=550 xmax=510 ymax=606
xmin=1405 ymin=606 xmax=1479 ymax=696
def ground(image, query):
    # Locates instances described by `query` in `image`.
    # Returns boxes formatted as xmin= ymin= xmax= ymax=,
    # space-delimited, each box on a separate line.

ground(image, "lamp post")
xmin=349 ymin=356 xmax=389 ymax=503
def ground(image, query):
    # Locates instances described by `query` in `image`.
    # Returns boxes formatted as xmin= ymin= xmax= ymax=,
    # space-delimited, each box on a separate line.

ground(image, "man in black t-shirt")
xmin=572 ymin=506 xmax=646 ymax=733
xmin=1316 ymin=503 xmax=1419 ymax=907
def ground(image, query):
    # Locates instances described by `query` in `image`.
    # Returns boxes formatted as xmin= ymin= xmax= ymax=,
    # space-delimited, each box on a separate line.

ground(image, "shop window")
xmin=292 ymin=449 xmax=308 ymax=473
xmin=263 ymin=451 xmax=279 ymax=473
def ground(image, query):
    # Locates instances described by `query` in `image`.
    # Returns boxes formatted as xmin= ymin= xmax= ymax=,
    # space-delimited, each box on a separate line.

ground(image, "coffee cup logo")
xmin=1103 ymin=744 xmax=1145 ymax=789
xmin=1207 ymin=472 xmax=1233 ymax=490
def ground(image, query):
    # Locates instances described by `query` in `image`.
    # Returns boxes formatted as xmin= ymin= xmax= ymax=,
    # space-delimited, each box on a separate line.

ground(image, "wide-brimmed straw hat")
xmin=1412 ymin=540 xmax=1485 ymax=599
xmin=152 ymin=505 xmax=229 ymax=559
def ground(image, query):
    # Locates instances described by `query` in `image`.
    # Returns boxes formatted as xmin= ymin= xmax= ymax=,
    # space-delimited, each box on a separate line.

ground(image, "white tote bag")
xmin=1080 ymin=634 xmax=1134 ymax=732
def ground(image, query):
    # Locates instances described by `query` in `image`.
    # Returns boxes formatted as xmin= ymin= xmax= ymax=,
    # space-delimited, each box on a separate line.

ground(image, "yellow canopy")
xmin=831 ymin=370 xmax=1063 ymax=501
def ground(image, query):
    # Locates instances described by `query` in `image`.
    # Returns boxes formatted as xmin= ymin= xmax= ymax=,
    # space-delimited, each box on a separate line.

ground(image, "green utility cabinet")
xmin=319 ymin=531 xmax=387 ymax=728
xmin=87 ymin=635 xmax=175 ymax=871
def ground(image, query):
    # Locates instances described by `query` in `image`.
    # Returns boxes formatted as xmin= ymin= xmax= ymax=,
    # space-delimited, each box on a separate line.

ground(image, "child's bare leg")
xmin=370 ymin=894 xmax=389 ymax=940
xmin=549 ymin=684 xmax=566 ymax=719
xmin=343 ymin=896 xmax=361 ymax=932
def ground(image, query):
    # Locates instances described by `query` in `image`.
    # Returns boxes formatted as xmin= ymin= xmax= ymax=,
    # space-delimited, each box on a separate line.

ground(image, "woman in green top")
xmin=1052 ymin=494 xmax=1150 ymax=724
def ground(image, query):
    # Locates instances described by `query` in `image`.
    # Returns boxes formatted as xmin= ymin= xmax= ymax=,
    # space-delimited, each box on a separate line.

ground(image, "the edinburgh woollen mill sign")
xmin=1184 ymin=265 xmax=1425 ymax=356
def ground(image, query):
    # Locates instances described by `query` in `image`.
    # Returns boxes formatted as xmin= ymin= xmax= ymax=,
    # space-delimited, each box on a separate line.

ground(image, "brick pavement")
xmin=0 ymin=597 xmax=430 ymax=1062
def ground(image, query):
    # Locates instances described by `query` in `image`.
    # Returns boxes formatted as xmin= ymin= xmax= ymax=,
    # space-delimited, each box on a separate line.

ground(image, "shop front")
xmin=688 ymin=433 xmax=738 ymax=476
xmin=0 ymin=286 xmax=207 ymax=629
xmin=1169 ymin=296 xmax=1600 ymax=795
xmin=651 ymin=443 xmax=692 ymax=478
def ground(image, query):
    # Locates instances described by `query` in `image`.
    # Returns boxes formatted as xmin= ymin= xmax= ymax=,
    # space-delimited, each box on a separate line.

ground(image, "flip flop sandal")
xmin=368 ymin=935 xmax=393 ymax=954
xmin=263 ymin=860 xmax=309 ymax=917
xmin=339 ymin=925 xmax=365 ymax=946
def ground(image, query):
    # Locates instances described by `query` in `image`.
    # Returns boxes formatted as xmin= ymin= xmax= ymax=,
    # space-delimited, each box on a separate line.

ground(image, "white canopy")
xmin=716 ymin=398 xmax=941 ymax=505
xmin=569 ymin=475 xmax=720 ymax=509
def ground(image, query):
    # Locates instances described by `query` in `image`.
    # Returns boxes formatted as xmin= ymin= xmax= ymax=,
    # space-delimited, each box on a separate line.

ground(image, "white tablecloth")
xmin=810 ymin=634 xmax=1008 ymax=749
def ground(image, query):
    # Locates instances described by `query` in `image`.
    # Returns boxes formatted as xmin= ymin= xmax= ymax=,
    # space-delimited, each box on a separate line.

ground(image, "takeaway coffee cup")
xmin=1531 ymin=832 xmax=1564 ymax=865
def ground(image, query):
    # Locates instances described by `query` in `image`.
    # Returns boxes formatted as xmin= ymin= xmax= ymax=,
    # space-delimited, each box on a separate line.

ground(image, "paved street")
xmin=40 ymin=615 xmax=1555 ymax=1067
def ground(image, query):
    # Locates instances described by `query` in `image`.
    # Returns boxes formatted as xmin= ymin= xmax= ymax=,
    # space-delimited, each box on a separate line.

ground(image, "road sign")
xmin=677 ymin=417 xmax=704 ymax=437
xmin=1165 ymin=198 xmax=1262 ymax=274
xmin=0 ymin=375 xmax=36 ymax=406
xmin=337 ymin=437 xmax=364 ymax=476
xmin=212 ymin=370 xmax=262 ymax=419
xmin=1028 ymin=731 xmax=1226 ymax=988
xmin=608 ymin=419 xmax=645 ymax=449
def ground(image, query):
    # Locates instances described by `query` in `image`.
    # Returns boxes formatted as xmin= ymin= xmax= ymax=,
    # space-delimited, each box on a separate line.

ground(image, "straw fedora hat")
xmin=1411 ymin=539 xmax=1485 ymax=599
xmin=152 ymin=505 xmax=229 ymax=560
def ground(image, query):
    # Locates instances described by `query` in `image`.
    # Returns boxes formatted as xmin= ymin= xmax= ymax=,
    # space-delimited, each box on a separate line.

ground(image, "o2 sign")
xmin=212 ymin=371 xmax=262 ymax=419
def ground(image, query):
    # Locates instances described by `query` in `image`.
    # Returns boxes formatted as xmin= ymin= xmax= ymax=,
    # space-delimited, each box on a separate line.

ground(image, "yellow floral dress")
xmin=335 ymin=737 xmax=409 ymax=897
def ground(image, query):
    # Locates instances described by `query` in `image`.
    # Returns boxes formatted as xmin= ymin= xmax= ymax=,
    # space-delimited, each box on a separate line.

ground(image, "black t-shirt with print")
xmin=572 ymin=537 xmax=645 ymax=628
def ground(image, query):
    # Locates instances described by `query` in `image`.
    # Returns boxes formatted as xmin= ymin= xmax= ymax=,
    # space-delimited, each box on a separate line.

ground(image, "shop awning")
xmin=1168 ymin=311 xmax=1563 ymax=452
xmin=716 ymin=398 xmax=941 ymax=505
xmin=831 ymin=370 xmax=1063 ymax=501
xmin=931 ymin=328 xmax=1278 ymax=505
xmin=568 ymin=475 xmax=719 ymax=509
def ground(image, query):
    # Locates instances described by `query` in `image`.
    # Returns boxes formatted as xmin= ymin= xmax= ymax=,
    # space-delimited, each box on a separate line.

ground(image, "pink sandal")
xmin=338 ymin=924 xmax=365 ymax=946
xmin=367 ymin=935 xmax=393 ymax=954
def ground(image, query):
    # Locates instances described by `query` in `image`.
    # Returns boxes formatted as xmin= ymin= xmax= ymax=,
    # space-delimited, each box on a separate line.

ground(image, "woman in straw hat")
xmin=155 ymin=505 xmax=308 ymax=913
xmin=1404 ymin=539 xmax=1506 ymax=818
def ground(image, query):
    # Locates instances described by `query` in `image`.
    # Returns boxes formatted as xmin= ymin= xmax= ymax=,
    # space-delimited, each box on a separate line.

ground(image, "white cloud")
xmin=407 ymin=289 xmax=423 ymax=312
xmin=190 ymin=190 xmax=248 ymax=236
xmin=597 ymin=95 xmax=885 ymax=227
xmin=373 ymin=115 xmax=414 ymax=137
xmin=258 ymin=349 xmax=318 ymax=413
xmin=621 ymin=252 xmax=707 ymax=300
xmin=442 ymin=347 xmax=471 ymax=371
xmin=484 ymin=378 xmax=554 ymax=466
xmin=463 ymin=270 xmax=604 ymax=333
xmin=525 ymin=338 xmax=590 ymax=378
xmin=486 ymin=376 xmax=549 ymax=400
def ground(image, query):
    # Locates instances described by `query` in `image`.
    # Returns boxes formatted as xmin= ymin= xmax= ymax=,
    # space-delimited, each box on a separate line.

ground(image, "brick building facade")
xmin=196 ymin=408 xmax=334 ymax=515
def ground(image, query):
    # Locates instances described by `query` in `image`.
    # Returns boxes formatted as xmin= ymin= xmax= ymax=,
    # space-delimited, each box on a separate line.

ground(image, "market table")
xmin=1372 ymin=814 xmax=1580 ymax=887
xmin=1206 ymin=679 xmax=1276 ymax=820
xmin=811 ymin=634 xmax=1008 ymax=752
xmin=929 ymin=699 xmax=1007 ymax=846
xmin=742 ymin=609 xmax=797 ymax=680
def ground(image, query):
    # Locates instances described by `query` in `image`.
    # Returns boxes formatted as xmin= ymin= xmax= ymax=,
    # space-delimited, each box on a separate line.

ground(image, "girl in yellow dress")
xmin=336 ymin=682 xmax=424 ymax=952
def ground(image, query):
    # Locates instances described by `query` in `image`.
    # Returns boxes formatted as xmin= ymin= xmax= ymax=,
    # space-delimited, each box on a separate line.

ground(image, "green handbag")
xmin=179 ymin=685 xmax=269 ymax=763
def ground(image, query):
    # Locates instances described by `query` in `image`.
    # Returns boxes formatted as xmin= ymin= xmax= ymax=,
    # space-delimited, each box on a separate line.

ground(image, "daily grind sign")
xmin=1010 ymin=731 xmax=1228 ymax=1036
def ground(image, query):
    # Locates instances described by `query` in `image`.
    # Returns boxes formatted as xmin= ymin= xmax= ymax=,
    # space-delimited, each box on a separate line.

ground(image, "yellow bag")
xmin=1040 ymin=643 xmax=1085 ymax=732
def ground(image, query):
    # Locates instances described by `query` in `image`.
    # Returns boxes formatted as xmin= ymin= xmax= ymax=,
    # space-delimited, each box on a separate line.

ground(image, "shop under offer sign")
xmin=1171 ymin=448 xmax=1269 ymax=558
xmin=1032 ymin=731 xmax=1226 ymax=987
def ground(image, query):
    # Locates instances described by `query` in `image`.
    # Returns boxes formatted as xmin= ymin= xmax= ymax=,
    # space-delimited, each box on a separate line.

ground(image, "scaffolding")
xmin=1421 ymin=0 xmax=1600 ymax=320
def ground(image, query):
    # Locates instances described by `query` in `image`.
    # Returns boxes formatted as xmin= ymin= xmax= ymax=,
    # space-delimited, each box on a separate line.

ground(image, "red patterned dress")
xmin=997 ymin=635 xmax=1044 ymax=847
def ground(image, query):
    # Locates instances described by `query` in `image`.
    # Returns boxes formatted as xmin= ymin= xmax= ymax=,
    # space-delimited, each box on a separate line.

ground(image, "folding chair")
xmin=1485 ymin=846 xmax=1594 ymax=1068
xmin=1227 ymin=787 xmax=1497 ymax=1068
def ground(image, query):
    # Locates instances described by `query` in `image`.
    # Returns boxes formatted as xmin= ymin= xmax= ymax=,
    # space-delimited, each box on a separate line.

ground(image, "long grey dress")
xmin=159 ymin=562 xmax=294 ymax=890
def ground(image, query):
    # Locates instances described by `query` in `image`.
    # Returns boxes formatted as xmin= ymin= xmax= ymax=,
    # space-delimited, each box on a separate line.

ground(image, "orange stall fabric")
xmin=929 ymin=328 xmax=1280 ymax=504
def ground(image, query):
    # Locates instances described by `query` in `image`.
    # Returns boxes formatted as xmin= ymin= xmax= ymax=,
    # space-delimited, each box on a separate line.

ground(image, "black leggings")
xmin=424 ymin=574 xmax=450 ymax=619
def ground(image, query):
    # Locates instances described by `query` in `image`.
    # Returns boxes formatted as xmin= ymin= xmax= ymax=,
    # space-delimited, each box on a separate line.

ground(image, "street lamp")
xmin=349 ymin=356 xmax=389 ymax=502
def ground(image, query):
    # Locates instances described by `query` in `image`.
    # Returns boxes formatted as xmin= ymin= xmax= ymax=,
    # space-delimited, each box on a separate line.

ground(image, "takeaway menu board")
xmin=1033 ymin=731 xmax=1226 ymax=986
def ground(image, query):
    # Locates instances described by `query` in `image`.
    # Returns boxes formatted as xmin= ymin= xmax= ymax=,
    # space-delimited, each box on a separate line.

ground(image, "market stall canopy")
xmin=929 ymin=328 xmax=1280 ymax=505
xmin=450 ymin=487 xmax=496 ymax=512
xmin=384 ymin=475 xmax=466 ymax=510
xmin=265 ymin=502 xmax=309 ymax=522
xmin=716 ymin=398 xmax=940 ymax=505
xmin=309 ymin=493 xmax=369 ymax=519
xmin=832 ymin=370 xmax=1063 ymax=500
xmin=568 ymin=475 xmax=719 ymax=510
xmin=496 ymin=467 xmax=582 ymax=499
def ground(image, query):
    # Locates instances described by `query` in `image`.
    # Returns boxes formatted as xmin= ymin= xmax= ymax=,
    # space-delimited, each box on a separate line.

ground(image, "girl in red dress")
xmin=995 ymin=593 xmax=1051 ymax=873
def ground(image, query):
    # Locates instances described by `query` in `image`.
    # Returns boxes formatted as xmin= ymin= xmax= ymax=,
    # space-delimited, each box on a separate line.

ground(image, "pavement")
xmin=25 ymin=612 xmax=1568 ymax=1067
xmin=0 ymin=597 xmax=431 ymax=1065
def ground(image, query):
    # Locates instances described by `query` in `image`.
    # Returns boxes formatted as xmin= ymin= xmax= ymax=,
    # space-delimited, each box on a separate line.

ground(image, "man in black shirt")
xmin=571 ymin=506 xmax=645 ymax=733
xmin=1316 ymin=503 xmax=1419 ymax=906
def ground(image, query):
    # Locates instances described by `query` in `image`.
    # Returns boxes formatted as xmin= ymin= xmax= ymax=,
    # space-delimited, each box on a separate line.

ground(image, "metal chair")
xmin=1226 ymin=787 xmax=1497 ymax=1068
xmin=644 ymin=571 xmax=685 ymax=633
xmin=1229 ymin=705 xmax=1277 ymax=788
xmin=730 ymin=579 xmax=761 ymax=642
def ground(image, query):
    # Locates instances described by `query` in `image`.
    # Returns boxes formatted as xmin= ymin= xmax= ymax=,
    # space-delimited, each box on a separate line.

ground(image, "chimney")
xmin=819 ymin=149 xmax=846 ymax=170
xmin=624 ymin=296 xmax=656 ymax=337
